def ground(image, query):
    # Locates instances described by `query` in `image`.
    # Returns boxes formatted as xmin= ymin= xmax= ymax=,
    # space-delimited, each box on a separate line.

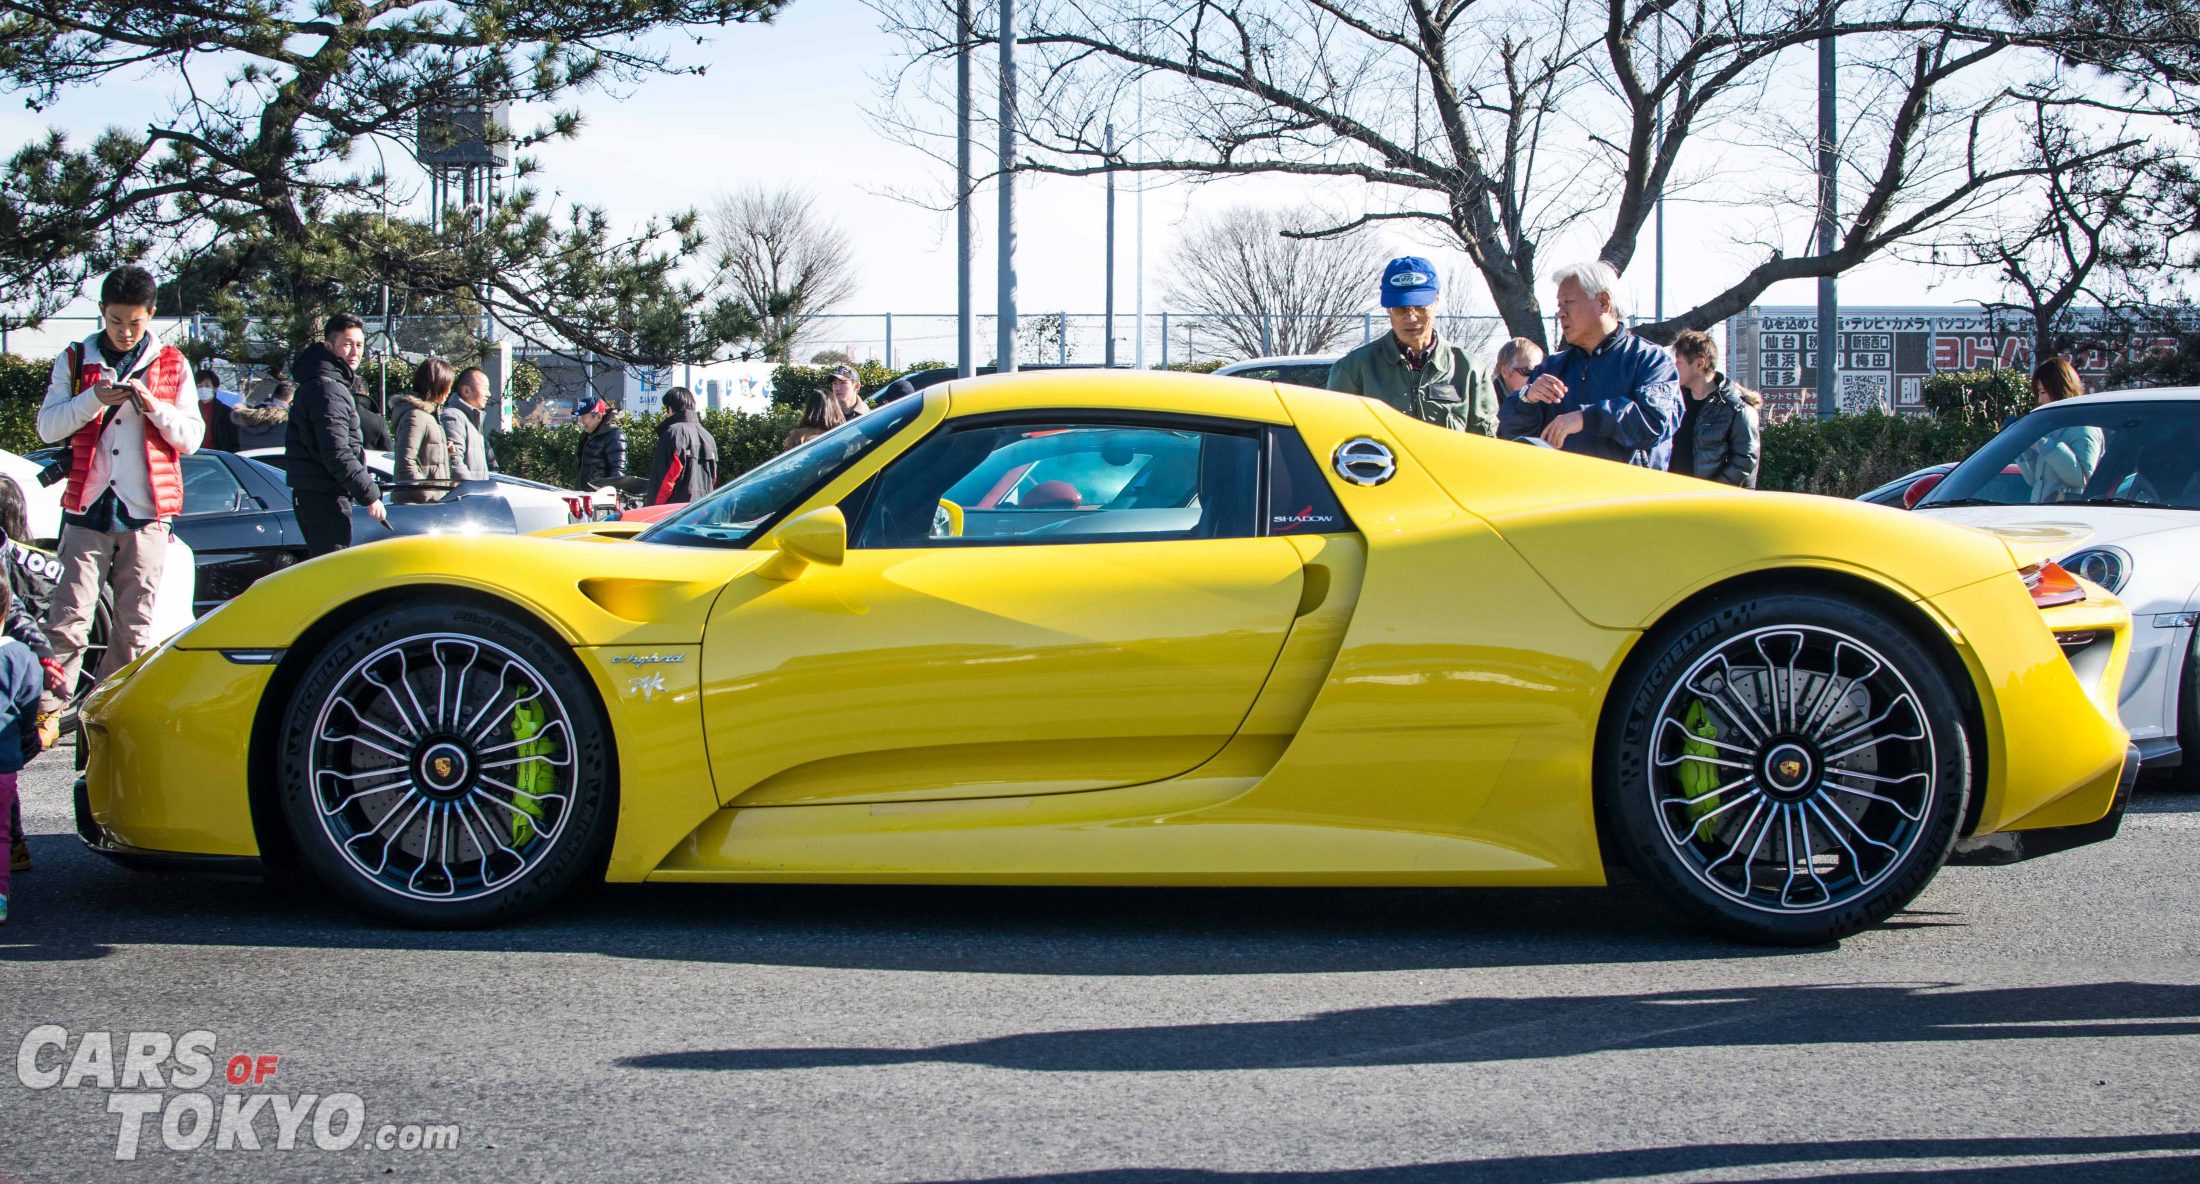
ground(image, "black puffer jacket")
xmin=353 ymin=384 xmax=393 ymax=453
xmin=646 ymin=410 xmax=718 ymax=505
xmin=286 ymin=344 xmax=381 ymax=503
xmin=3 ymin=540 xmax=56 ymax=661
xmin=1685 ymin=371 xmax=1763 ymax=488
xmin=577 ymin=419 xmax=628 ymax=491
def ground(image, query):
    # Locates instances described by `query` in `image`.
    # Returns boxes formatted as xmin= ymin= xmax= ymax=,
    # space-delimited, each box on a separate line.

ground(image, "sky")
xmin=0 ymin=0 xmax=2007 ymax=360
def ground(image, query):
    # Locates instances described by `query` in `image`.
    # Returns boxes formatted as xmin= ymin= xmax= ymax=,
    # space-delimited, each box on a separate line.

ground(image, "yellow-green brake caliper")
xmin=509 ymin=701 xmax=551 ymax=846
xmin=1678 ymin=699 xmax=1723 ymax=841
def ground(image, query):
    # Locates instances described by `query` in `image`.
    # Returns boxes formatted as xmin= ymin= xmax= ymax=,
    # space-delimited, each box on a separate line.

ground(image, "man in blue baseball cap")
xmin=1323 ymin=256 xmax=1496 ymax=435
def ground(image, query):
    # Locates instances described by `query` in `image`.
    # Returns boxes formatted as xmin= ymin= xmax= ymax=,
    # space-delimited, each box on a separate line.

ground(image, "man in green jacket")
xmin=1324 ymin=257 xmax=1497 ymax=435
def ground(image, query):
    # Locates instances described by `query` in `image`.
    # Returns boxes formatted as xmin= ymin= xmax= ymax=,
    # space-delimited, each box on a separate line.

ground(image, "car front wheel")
xmin=1602 ymin=592 xmax=1971 ymax=945
xmin=276 ymin=601 xmax=614 ymax=927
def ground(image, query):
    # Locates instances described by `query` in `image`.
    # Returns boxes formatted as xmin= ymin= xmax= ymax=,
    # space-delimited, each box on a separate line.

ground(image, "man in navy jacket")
xmin=1497 ymin=261 xmax=1681 ymax=468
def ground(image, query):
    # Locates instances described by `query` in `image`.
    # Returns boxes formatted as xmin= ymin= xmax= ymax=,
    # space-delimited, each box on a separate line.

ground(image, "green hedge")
xmin=0 ymin=354 xmax=47 ymax=455
xmin=492 ymin=406 xmax=801 ymax=490
xmin=1759 ymin=411 xmax=1998 ymax=497
xmin=1918 ymin=367 xmax=2030 ymax=428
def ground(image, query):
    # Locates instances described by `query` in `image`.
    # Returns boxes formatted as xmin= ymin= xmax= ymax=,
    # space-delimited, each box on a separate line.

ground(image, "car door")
xmin=172 ymin=453 xmax=293 ymax=613
xmin=700 ymin=414 xmax=1311 ymax=807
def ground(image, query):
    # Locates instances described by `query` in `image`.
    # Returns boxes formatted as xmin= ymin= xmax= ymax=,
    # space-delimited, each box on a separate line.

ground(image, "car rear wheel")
xmin=1601 ymin=592 xmax=1971 ymax=945
xmin=2169 ymin=623 xmax=2200 ymax=792
xmin=276 ymin=601 xmax=614 ymax=927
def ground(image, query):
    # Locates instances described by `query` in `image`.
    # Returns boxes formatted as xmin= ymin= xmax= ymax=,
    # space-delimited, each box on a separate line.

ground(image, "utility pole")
xmin=1104 ymin=123 xmax=1117 ymax=368
xmin=1654 ymin=21 xmax=1665 ymax=325
xmin=1816 ymin=5 xmax=1839 ymax=420
xmin=996 ymin=0 xmax=1019 ymax=373
xmin=1133 ymin=59 xmax=1146 ymax=369
xmin=956 ymin=0 xmax=976 ymax=378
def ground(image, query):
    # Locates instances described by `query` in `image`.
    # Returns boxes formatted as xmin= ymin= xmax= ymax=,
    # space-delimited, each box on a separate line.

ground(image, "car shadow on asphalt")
xmin=891 ymin=1134 xmax=2200 ymax=1183
xmin=13 ymin=784 xmax=2192 ymax=975
xmin=0 ymin=831 xmax=1832 ymax=972
xmin=612 ymin=979 xmax=2200 ymax=1072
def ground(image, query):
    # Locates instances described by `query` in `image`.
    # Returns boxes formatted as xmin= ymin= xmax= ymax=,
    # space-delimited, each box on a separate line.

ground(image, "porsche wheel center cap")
xmin=415 ymin=740 xmax=474 ymax=798
xmin=1759 ymin=740 xmax=1818 ymax=798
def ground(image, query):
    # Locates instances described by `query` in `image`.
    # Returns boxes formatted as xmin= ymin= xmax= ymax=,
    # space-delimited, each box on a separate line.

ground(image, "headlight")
xmin=2063 ymin=546 xmax=2131 ymax=595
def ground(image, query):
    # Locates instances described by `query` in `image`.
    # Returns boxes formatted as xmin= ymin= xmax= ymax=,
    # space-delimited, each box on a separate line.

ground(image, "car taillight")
xmin=562 ymin=495 xmax=590 ymax=522
xmin=2021 ymin=560 xmax=2086 ymax=608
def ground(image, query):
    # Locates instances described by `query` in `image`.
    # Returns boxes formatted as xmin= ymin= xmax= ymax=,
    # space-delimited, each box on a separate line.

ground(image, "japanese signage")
xmin=1726 ymin=306 xmax=2186 ymax=421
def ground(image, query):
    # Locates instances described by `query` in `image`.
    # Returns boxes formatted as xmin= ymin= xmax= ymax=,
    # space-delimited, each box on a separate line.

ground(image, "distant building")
xmin=1725 ymin=306 xmax=2192 ymax=421
xmin=522 ymin=353 xmax=779 ymax=418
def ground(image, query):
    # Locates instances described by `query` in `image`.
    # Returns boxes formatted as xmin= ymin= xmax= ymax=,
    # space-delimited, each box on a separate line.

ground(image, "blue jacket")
xmin=1497 ymin=328 xmax=1683 ymax=468
xmin=0 ymin=636 xmax=42 ymax=774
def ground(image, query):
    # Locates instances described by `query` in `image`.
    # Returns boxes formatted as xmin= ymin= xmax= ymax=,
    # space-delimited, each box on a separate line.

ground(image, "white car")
xmin=235 ymin=448 xmax=609 ymax=531
xmin=1915 ymin=386 xmax=2200 ymax=785
xmin=1213 ymin=355 xmax=1339 ymax=388
xmin=0 ymin=447 xmax=65 ymax=544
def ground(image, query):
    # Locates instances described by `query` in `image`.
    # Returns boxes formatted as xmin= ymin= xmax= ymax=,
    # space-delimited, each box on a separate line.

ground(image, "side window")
xmin=1265 ymin=430 xmax=1354 ymax=535
xmin=180 ymin=454 xmax=248 ymax=516
xmin=856 ymin=421 xmax=1259 ymax=548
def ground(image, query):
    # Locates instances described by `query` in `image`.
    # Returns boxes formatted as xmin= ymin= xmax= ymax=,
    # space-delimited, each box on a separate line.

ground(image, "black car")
xmin=29 ymin=448 xmax=526 ymax=615
xmin=867 ymin=364 xmax=1103 ymax=405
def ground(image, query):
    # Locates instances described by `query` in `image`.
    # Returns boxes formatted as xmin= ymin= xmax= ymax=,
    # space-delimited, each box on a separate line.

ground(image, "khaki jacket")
xmin=390 ymin=395 xmax=451 ymax=502
xmin=1324 ymin=334 xmax=1497 ymax=435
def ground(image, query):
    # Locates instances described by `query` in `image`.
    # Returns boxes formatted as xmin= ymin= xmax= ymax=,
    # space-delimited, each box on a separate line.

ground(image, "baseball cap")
xmin=1381 ymin=257 xmax=1440 ymax=308
xmin=571 ymin=396 xmax=607 ymax=418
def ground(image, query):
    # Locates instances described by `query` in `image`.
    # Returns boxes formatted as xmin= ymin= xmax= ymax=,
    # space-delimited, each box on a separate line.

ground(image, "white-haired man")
xmin=1496 ymin=261 xmax=1681 ymax=467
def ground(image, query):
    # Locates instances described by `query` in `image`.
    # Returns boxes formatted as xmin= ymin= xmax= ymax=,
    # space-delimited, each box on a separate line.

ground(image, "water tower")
xmin=418 ymin=92 xmax=511 ymax=231
xmin=417 ymin=91 xmax=517 ymax=429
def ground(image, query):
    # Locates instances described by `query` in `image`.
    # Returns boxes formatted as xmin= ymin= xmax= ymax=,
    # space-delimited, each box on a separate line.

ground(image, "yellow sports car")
xmin=78 ymin=372 xmax=2137 ymax=943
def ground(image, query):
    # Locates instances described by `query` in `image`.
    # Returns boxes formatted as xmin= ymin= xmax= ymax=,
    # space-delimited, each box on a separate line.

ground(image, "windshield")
xmin=1921 ymin=399 xmax=2200 ymax=510
xmin=638 ymin=396 xmax=922 ymax=548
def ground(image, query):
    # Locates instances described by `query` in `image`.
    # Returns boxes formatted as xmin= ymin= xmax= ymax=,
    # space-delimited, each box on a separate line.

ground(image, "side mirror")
xmin=758 ymin=506 xmax=847 ymax=580
xmin=934 ymin=498 xmax=964 ymax=539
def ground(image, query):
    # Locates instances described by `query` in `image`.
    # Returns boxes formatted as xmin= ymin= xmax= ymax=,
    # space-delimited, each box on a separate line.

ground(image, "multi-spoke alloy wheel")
xmin=279 ymin=603 xmax=612 ymax=926
xmin=1603 ymin=593 xmax=1970 ymax=945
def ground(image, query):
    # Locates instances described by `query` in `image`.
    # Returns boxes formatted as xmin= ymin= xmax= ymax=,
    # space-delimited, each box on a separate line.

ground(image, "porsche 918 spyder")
xmin=77 ymin=372 xmax=2137 ymax=943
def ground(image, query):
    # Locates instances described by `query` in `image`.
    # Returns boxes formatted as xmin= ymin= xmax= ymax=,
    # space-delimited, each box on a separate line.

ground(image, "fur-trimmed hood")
xmin=231 ymin=402 xmax=289 ymax=428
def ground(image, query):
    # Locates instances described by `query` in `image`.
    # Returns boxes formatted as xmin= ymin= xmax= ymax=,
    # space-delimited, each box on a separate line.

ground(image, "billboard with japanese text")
xmin=1725 ymin=306 xmax=2185 ymax=421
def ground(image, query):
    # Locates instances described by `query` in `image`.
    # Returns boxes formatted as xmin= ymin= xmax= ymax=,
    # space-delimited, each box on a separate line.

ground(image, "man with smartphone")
xmin=34 ymin=265 xmax=205 ymax=713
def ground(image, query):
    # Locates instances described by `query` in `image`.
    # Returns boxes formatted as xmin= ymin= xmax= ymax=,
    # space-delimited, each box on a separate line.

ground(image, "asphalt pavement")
xmin=2 ymin=748 xmax=2196 ymax=1182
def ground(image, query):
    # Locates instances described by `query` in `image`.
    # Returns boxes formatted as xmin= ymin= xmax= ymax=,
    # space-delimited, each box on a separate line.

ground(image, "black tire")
xmin=275 ymin=600 xmax=614 ymax=927
xmin=1600 ymin=591 xmax=1971 ymax=945
xmin=2166 ymin=625 xmax=2200 ymax=793
xmin=73 ymin=589 xmax=112 ymax=703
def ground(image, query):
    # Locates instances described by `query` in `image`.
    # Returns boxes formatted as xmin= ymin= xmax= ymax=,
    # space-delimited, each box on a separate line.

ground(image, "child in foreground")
xmin=0 ymin=580 xmax=48 ymax=922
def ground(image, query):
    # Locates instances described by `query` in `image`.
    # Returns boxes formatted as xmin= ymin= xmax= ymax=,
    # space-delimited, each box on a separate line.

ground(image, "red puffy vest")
xmin=63 ymin=343 xmax=188 ymax=519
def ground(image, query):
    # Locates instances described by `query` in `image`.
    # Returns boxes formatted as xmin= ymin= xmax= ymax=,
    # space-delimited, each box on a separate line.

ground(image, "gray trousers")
xmin=43 ymin=520 xmax=169 ymax=711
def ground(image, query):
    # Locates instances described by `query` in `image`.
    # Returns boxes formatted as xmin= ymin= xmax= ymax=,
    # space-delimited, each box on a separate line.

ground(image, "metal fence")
xmin=798 ymin=312 xmax=1513 ymax=370
xmin=3 ymin=311 xmax=1517 ymax=376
